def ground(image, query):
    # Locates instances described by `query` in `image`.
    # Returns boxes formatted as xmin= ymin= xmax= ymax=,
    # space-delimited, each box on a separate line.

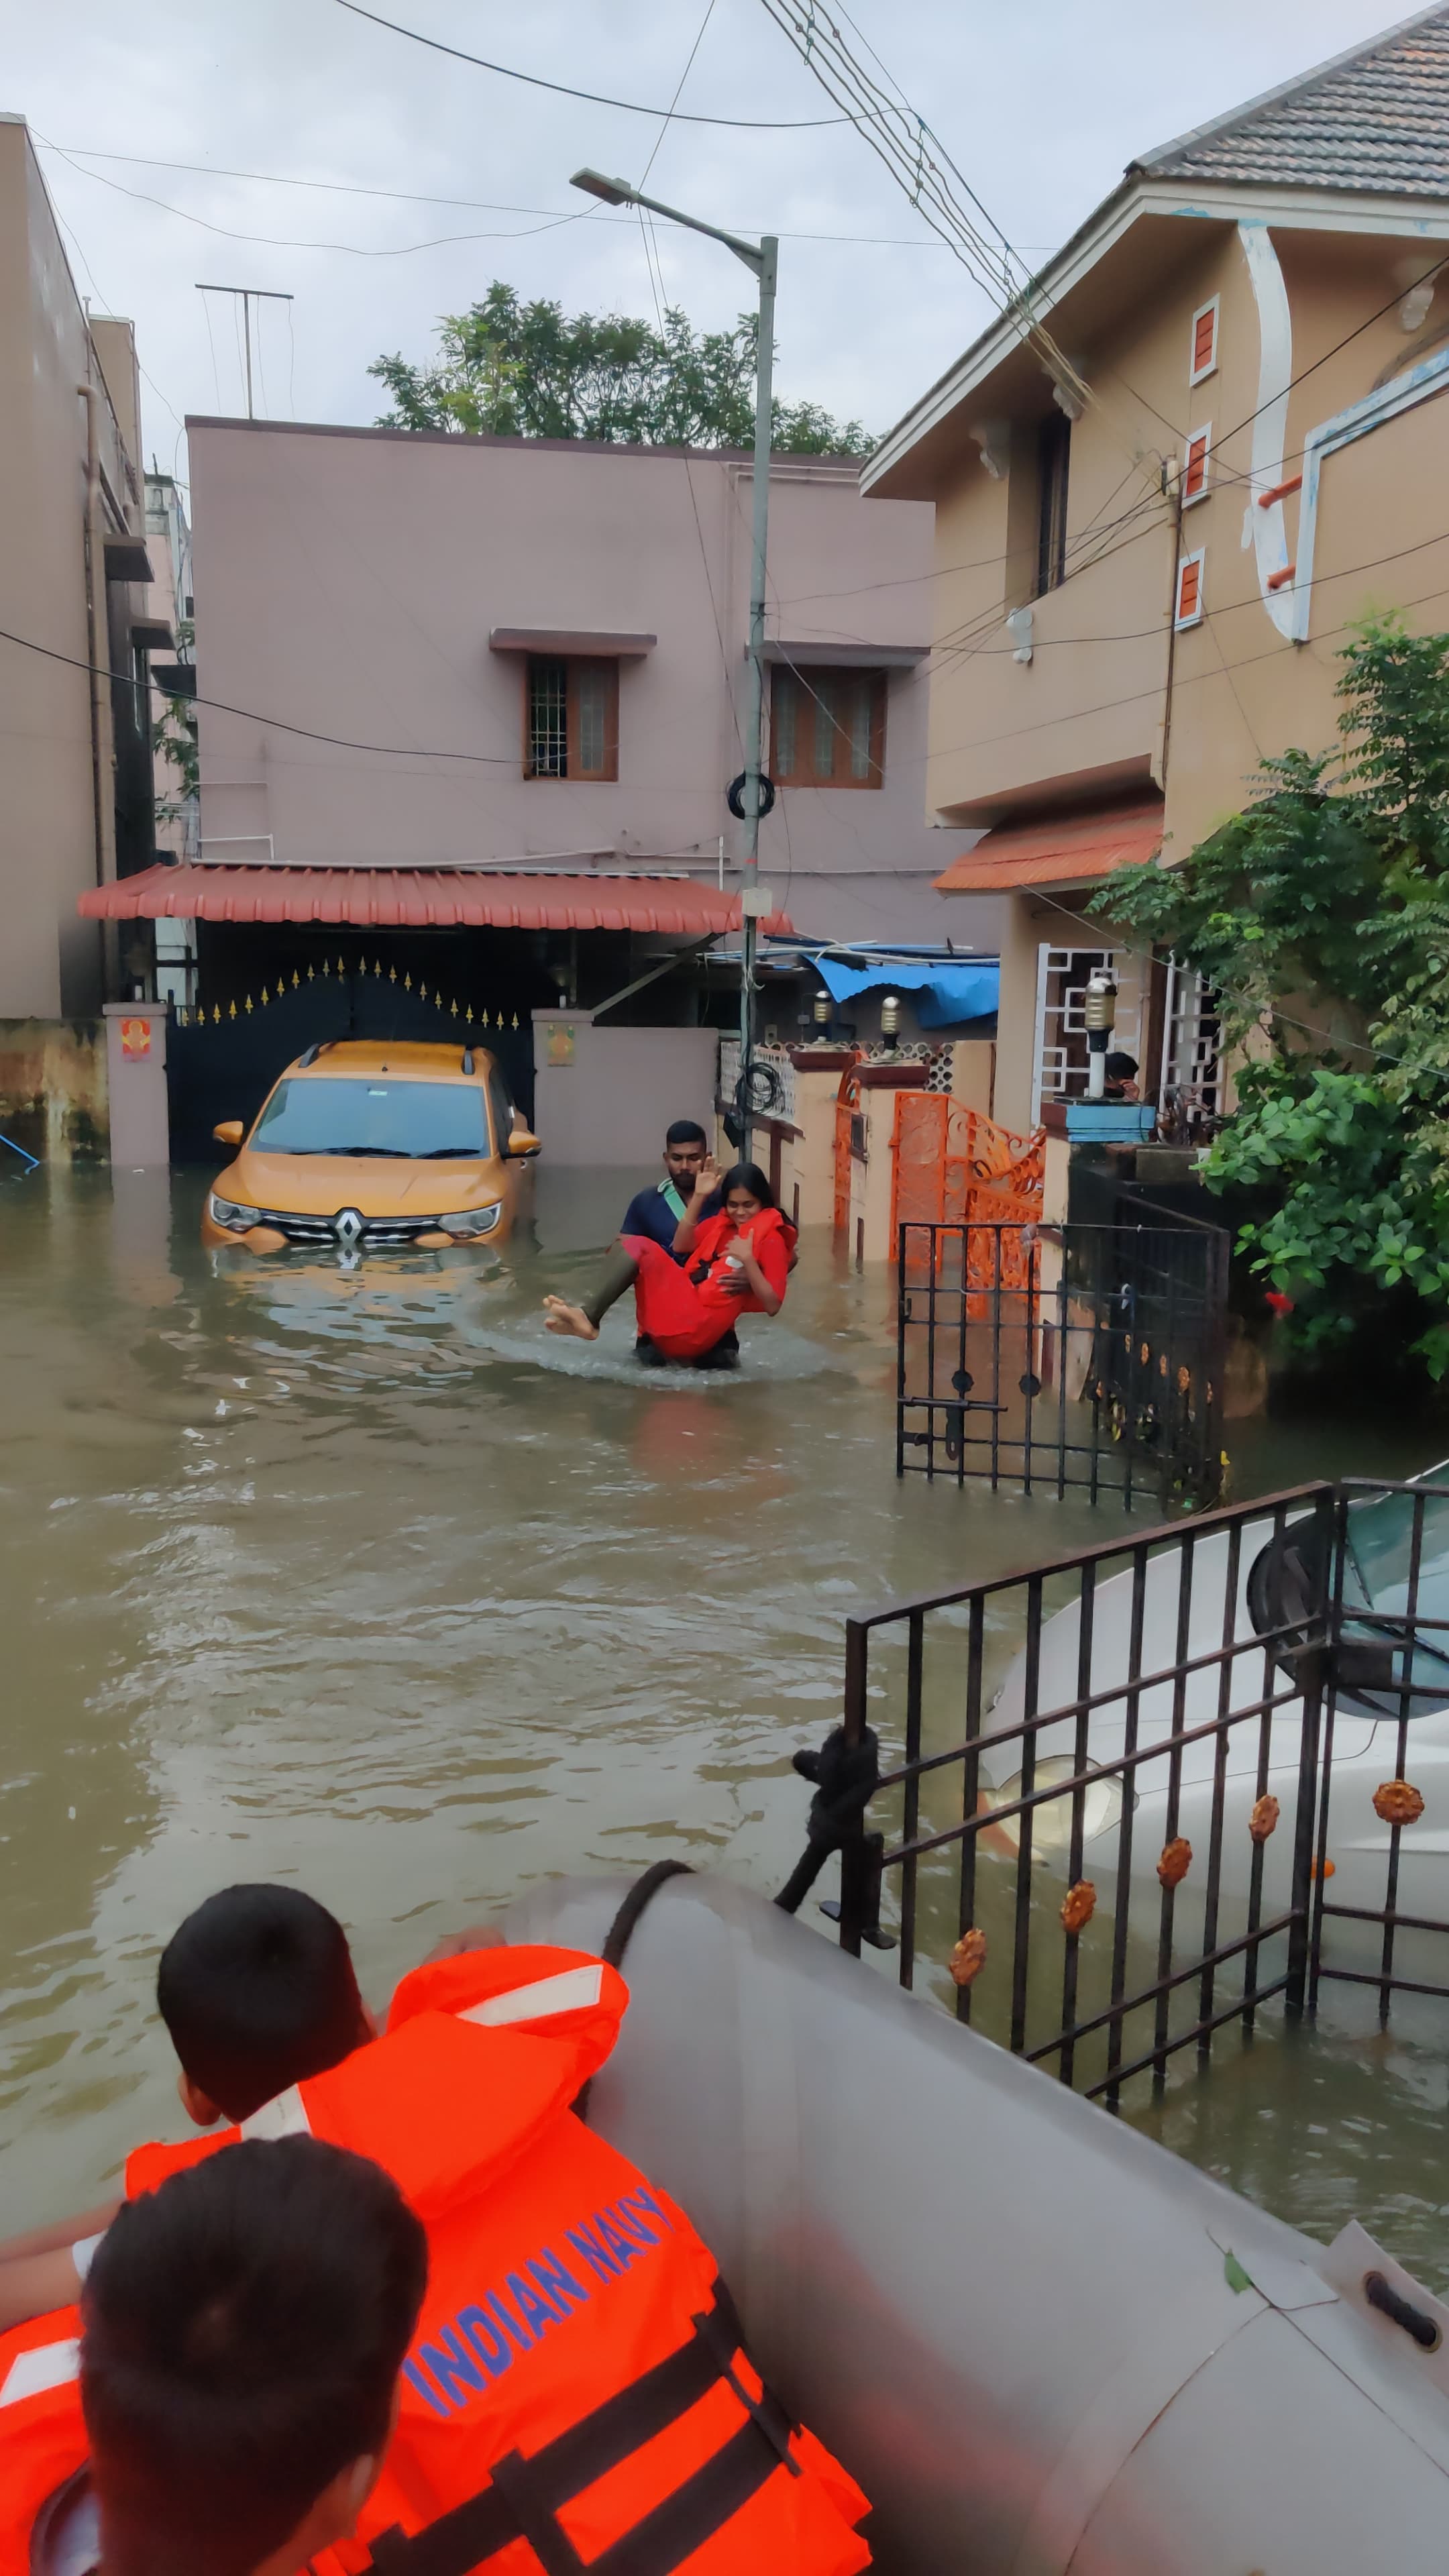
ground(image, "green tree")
xmin=1093 ymin=619 xmax=1449 ymax=1375
xmin=154 ymin=618 xmax=199 ymax=834
xmin=370 ymin=281 xmax=870 ymax=453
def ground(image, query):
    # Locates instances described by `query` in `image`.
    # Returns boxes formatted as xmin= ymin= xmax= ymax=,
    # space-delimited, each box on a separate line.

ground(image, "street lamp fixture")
xmin=571 ymin=167 xmax=779 ymax=1158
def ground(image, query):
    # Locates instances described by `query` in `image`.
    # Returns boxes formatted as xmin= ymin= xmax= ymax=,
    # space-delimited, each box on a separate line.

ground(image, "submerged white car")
xmin=977 ymin=1474 xmax=1449 ymax=1985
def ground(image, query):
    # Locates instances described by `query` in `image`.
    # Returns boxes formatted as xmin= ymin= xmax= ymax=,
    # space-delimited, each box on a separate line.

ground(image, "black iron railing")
xmin=896 ymin=1216 xmax=1228 ymax=1511
xmin=830 ymin=1480 xmax=1449 ymax=2104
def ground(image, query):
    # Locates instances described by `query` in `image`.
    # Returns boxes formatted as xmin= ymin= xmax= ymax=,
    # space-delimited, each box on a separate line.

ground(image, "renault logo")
xmin=333 ymin=1208 xmax=364 ymax=1244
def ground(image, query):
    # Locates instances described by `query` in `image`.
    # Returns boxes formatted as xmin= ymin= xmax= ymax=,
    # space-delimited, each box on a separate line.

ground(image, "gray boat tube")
xmin=502 ymin=1871 xmax=1449 ymax=2575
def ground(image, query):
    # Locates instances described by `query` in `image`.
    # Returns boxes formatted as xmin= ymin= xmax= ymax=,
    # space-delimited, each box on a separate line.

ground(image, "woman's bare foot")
xmin=543 ymin=1296 xmax=599 ymax=1341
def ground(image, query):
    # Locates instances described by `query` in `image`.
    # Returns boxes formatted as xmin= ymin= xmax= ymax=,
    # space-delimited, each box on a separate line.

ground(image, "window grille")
xmin=1031 ymin=946 xmax=1142 ymax=1122
xmin=525 ymin=657 xmax=617 ymax=781
xmin=527 ymin=658 xmax=568 ymax=778
xmin=1160 ymin=961 xmax=1222 ymax=1118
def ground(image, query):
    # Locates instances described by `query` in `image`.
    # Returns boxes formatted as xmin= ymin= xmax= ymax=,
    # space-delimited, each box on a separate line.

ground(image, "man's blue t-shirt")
xmin=621 ymin=1179 xmax=720 ymax=1261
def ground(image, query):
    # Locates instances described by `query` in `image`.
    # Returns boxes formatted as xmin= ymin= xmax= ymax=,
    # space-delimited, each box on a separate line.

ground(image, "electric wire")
xmin=42 ymin=144 xmax=973 ymax=246
xmin=0 ymin=470 xmax=1436 ymax=788
xmin=756 ymin=0 xmax=1090 ymax=412
xmin=38 ymin=136 xmax=592 ymax=258
xmin=332 ymin=0 xmax=859 ymax=126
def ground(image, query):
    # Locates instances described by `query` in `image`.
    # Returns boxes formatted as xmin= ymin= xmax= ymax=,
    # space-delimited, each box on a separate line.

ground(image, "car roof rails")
xmin=462 ymin=1048 xmax=475 ymax=1075
xmin=297 ymin=1038 xmax=340 ymax=1068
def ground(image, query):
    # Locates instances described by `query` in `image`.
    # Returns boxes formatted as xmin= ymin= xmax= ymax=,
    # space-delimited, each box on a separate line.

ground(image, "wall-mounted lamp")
xmin=1083 ymin=969 xmax=1117 ymax=1100
xmin=812 ymin=989 xmax=832 ymax=1030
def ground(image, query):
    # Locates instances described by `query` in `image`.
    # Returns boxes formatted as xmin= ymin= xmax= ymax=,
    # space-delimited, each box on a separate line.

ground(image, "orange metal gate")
xmin=832 ymin=1063 xmax=863 ymax=1238
xmin=892 ymin=1090 xmax=1044 ymax=1247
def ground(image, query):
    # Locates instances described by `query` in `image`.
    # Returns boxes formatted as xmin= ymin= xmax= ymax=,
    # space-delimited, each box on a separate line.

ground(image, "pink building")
xmin=84 ymin=418 xmax=998 ymax=1156
xmin=182 ymin=418 xmax=975 ymax=939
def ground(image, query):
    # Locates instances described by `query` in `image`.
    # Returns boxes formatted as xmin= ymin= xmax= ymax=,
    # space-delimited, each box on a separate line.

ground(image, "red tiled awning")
xmin=934 ymin=799 xmax=1164 ymax=894
xmin=78 ymin=865 xmax=792 ymax=937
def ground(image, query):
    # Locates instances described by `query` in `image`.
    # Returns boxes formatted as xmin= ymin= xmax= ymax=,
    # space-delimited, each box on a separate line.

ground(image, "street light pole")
xmin=572 ymin=170 xmax=777 ymax=1163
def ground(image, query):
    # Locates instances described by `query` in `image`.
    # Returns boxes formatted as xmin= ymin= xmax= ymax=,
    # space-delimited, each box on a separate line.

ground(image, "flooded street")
xmin=4 ymin=1165 xmax=1449 ymax=2288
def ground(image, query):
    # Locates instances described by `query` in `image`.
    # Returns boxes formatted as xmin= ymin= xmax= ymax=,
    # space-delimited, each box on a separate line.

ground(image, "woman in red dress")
xmin=544 ymin=1159 xmax=792 ymax=1366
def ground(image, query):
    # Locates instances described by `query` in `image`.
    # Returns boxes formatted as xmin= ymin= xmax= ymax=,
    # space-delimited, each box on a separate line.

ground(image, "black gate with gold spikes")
xmin=897 ymin=1212 xmax=1228 ymax=1513
xmin=165 ymin=923 xmax=557 ymax=1159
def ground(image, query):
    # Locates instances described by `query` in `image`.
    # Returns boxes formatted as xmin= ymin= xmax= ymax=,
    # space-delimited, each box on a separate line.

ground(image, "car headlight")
xmin=980 ymin=1756 xmax=1128 ymax=1859
xmin=438 ymin=1204 xmax=502 ymax=1238
xmin=209 ymin=1191 xmax=261 ymax=1232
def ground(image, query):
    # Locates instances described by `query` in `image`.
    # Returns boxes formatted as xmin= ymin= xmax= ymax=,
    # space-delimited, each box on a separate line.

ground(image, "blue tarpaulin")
xmin=815 ymin=955 xmax=999 ymax=1028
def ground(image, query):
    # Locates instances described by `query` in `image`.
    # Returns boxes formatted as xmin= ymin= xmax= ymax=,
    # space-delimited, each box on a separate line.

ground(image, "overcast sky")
xmin=10 ymin=0 xmax=1413 ymax=486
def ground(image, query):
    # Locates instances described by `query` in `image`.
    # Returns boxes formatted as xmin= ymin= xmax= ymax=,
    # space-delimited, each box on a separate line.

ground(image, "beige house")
xmin=865 ymin=4 xmax=1449 ymax=1138
xmin=0 ymin=114 xmax=163 ymax=1163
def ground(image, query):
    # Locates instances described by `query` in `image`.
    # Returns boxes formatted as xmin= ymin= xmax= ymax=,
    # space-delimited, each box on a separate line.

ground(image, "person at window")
xmin=1103 ymin=1052 xmax=1140 ymax=1101
xmin=543 ymin=1161 xmax=794 ymax=1368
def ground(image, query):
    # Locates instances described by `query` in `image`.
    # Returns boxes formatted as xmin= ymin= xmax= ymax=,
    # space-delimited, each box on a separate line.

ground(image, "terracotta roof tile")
xmin=1136 ymin=5 xmax=1449 ymax=199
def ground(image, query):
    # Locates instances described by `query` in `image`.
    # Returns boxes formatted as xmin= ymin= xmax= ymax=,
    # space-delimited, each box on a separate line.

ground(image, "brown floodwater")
xmin=3 ymin=1165 xmax=1448 ymax=2285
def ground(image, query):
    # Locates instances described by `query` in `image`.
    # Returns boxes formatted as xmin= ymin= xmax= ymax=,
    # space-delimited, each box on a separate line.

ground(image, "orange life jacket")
xmin=687 ymin=1206 xmax=792 ymax=1316
xmin=0 ymin=1945 xmax=870 ymax=2576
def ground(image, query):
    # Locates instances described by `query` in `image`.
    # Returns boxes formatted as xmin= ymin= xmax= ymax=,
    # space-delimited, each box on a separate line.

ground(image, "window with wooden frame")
xmin=1189 ymin=296 xmax=1220 ymax=386
xmin=524 ymin=656 xmax=618 ymax=780
xmin=1036 ymin=411 xmax=1072 ymax=596
xmin=769 ymin=664 xmax=886 ymax=788
xmin=1182 ymin=425 xmax=1212 ymax=506
xmin=1175 ymin=549 xmax=1205 ymax=629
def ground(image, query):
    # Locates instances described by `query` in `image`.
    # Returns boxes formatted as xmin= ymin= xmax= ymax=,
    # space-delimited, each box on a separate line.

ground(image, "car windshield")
xmin=1342 ymin=1480 xmax=1449 ymax=1701
xmin=251 ymin=1077 xmax=491 ymax=1159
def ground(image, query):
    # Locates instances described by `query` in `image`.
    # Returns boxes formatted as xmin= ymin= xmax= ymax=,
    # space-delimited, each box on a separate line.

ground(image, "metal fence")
xmin=831 ymin=1480 xmax=1449 ymax=2105
xmin=897 ymin=1215 xmax=1227 ymax=1511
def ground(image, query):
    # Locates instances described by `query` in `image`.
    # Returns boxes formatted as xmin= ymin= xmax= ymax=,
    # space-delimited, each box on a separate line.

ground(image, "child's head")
xmin=158 ymin=1884 xmax=373 ymax=2126
xmin=82 ymin=2134 xmax=427 ymax=2576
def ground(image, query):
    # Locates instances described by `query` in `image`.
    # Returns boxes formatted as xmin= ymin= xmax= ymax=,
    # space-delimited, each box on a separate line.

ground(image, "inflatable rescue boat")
xmin=504 ymin=1870 xmax=1449 ymax=2575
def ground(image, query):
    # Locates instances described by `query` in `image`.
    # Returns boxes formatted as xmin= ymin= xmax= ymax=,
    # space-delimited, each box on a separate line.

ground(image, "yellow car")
xmin=201 ymin=1038 xmax=539 ymax=1254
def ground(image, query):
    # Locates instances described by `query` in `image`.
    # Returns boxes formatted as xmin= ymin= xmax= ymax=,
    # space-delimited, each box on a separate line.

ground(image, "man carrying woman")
xmin=544 ymin=1155 xmax=793 ymax=1368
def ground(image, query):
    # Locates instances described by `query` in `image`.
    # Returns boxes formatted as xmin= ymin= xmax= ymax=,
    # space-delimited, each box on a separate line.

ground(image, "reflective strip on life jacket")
xmin=460 ymin=1964 xmax=605 ymax=2030
xmin=0 ymin=2342 xmax=78 ymax=2410
xmin=363 ymin=2277 xmax=800 ymax=2576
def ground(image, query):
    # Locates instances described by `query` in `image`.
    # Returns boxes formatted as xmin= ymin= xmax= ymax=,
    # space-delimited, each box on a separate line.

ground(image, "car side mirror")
xmin=507 ymin=1130 xmax=541 ymax=1159
xmin=213 ymin=1120 xmax=244 ymax=1147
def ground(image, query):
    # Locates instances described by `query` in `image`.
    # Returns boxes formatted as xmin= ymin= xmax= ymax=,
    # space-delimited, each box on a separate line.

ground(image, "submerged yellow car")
xmin=202 ymin=1038 xmax=539 ymax=1253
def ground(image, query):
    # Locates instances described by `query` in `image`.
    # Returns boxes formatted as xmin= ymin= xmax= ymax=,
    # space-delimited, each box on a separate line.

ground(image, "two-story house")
xmin=863 ymin=3 xmax=1449 ymax=1138
xmin=83 ymin=417 xmax=991 ymax=1155
xmin=0 ymin=122 xmax=158 ymax=1015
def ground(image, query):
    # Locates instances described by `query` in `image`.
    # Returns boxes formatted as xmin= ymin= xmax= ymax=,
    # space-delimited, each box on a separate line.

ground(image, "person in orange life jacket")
xmin=544 ymin=1161 xmax=794 ymax=1366
xmin=33 ymin=2133 xmax=428 ymax=2576
xmin=0 ymin=1884 xmax=385 ymax=2335
xmin=0 ymin=1884 xmax=873 ymax=2575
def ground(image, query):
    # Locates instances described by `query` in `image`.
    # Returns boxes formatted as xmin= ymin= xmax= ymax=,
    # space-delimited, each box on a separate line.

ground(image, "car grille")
xmin=258 ymin=1210 xmax=441 ymax=1248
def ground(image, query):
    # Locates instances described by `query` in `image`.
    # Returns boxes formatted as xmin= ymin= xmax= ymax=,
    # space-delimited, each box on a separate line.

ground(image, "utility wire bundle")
xmin=757 ymin=0 xmax=1091 ymax=413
